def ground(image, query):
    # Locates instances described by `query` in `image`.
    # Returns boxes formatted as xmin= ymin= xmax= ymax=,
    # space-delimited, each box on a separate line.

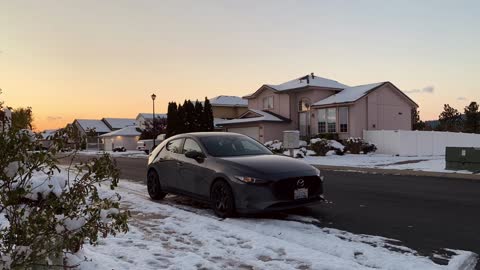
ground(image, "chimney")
xmin=311 ymin=72 xmax=315 ymax=79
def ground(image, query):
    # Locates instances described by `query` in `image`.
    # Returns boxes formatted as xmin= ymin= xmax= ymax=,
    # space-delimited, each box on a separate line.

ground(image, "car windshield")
xmin=199 ymin=135 xmax=272 ymax=157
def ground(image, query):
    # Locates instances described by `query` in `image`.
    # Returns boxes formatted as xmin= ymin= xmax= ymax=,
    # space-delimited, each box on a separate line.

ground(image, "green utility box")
xmin=445 ymin=147 xmax=480 ymax=172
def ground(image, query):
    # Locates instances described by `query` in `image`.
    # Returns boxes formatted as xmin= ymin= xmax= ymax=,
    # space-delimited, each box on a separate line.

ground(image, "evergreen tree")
xmin=438 ymin=104 xmax=462 ymax=132
xmin=184 ymin=100 xmax=196 ymax=132
xmin=194 ymin=100 xmax=204 ymax=132
xmin=412 ymin=108 xmax=426 ymax=130
xmin=203 ymin=97 xmax=214 ymax=131
xmin=166 ymin=102 xmax=178 ymax=138
xmin=464 ymin=101 xmax=479 ymax=133
xmin=141 ymin=118 xmax=167 ymax=140
xmin=177 ymin=102 xmax=187 ymax=134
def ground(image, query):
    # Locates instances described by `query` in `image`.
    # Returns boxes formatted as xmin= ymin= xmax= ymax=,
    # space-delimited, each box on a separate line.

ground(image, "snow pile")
xmin=71 ymin=180 xmax=478 ymax=270
xmin=329 ymin=140 xmax=345 ymax=151
xmin=264 ymin=140 xmax=283 ymax=152
xmin=22 ymin=173 xmax=68 ymax=201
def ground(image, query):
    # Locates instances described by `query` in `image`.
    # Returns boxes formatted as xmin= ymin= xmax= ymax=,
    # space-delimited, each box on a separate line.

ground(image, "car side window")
xmin=183 ymin=138 xmax=203 ymax=154
xmin=166 ymin=139 xmax=183 ymax=154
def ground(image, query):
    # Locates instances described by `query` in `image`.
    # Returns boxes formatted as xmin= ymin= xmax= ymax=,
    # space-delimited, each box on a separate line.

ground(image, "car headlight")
xmin=235 ymin=176 xmax=270 ymax=184
xmin=314 ymin=168 xmax=325 ymax=182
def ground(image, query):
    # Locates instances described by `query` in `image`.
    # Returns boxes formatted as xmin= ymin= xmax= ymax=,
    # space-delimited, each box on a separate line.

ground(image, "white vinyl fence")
xmin=363 ymin=130 xmax=480 ymax=156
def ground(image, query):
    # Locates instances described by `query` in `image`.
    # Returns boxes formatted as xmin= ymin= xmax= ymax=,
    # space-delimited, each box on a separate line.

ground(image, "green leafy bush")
xmin=309 ymin=138 xmax=330 ymax=156
xmin=344 ymin=137 xmax=377 ymax=154
xmin=0 ymin=100 xmax=129 ymax=269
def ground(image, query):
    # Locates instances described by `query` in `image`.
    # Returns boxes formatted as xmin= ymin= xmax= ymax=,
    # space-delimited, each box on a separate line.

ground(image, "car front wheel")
xmin=210 ymin=180 xmax=235 ymax=218
xmin=147 ymin=170 xmax=167 ymax=200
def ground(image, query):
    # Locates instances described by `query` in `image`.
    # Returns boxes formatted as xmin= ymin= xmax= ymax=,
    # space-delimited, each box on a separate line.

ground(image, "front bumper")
xmin=231 ymin=175 xmax=324 ymax=214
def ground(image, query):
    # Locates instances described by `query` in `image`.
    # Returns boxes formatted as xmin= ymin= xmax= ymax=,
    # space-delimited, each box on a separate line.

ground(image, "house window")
xmin=339 ymin=107 xmax=348 ymax=133
xmin=318 ymin=108 xmax=337 ymax=133
xmin=263 ymin=96 xmax=274 ymax=110
xmin=298 ymin=98 xmax=311 ymax=112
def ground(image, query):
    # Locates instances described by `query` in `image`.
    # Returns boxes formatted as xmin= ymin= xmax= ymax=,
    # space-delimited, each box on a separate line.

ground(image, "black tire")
xmin=147 ymin=170 xmax=167 ymax=200
xmin=210 ymin=180 xmax=236 ymax=218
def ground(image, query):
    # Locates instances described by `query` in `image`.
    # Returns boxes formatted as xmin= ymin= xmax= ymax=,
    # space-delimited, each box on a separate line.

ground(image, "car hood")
xmin=219 ymin=154 xmax=316 ymax=176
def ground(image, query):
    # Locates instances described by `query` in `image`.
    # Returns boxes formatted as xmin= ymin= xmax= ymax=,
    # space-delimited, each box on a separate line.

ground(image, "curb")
xmin=312 ymin=165 xmax=480 ymax=181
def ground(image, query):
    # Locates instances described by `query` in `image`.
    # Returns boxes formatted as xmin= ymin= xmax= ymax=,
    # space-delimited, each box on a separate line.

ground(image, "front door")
xmin=299 ymin=112 xmax=310 ymax=136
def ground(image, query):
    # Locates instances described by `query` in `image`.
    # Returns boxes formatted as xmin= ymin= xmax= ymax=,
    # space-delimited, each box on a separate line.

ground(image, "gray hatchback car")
xmin=146 ymin=132 xmax=324 ymax=217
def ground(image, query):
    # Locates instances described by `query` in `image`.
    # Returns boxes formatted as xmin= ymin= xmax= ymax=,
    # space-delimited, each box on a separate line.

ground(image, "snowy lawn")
xmin=78 ymin=150 xmax=148 ymax=159
xmin=303 ymin=154 xmax=474 ymax=175
xmin=71 ymin=179 xmax=477 ymax=270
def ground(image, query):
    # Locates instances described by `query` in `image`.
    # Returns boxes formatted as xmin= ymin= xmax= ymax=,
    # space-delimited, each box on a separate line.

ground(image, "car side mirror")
xmin=185 ymin=151 xmax=205 ymax=162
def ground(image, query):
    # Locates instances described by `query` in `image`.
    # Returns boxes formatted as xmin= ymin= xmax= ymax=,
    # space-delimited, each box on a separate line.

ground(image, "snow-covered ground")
xmin=71 ymin=180 xmax=478 ymax=270
xmin=78 ymin=150 xmax=148 ymax=159
xmin=303 ymin=154 xmax=475 ymax=175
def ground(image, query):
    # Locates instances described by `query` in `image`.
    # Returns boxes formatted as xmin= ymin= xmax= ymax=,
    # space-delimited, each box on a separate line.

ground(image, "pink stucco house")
xmin=217 ymin=73 xmax=418 ymax=143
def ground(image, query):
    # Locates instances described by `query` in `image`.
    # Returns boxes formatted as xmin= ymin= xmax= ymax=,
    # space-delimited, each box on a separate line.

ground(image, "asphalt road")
xmin=59 ymin=155 xmax=480 ymax=267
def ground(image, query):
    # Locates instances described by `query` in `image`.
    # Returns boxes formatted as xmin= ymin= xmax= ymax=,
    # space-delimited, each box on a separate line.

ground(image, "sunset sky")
xmin=1 ymin=0 xmax=479 ymax=131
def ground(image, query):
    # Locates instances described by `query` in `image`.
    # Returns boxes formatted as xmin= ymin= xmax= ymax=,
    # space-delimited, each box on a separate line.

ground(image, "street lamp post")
xmin=151 ymin=93 xmax=157 ymax=148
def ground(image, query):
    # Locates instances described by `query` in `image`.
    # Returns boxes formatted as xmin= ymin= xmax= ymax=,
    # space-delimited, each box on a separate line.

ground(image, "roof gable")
xmin=99 ymin=126 xmax=142 ymax=137
xmin=244 ymin=73 xmax=348 ymax=99
xmin=75 ymin=119 xmax=111 ymax=133
xmin=102 ymin=118 xmax=136 ymax=130
xmin=209 ymin=95 xmax=248 ymax=107
xmin=312 ymin=82 xmax=418 ymax=107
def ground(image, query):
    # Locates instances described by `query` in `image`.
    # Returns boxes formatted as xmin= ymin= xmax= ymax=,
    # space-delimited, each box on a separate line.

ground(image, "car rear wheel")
xmin=147 ymin=170 xmax=167 ymax=200
xmin=210 ymin=180 xmax=235 ymax=218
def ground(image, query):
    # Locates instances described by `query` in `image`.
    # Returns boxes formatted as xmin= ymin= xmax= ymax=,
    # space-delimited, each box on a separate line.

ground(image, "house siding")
xmin=261 ymin=122 xmax=296 ymax=143
xmin=248 ymin=88 xmax=290 ymax=119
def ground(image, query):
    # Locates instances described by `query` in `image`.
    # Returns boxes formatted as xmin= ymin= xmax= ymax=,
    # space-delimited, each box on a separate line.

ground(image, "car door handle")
xmin=177 ymin=161 xmax=184 ymax=166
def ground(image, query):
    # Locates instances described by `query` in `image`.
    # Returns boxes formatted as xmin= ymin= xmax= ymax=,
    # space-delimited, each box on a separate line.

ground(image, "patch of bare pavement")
xmin=313 ymin=164 xmax=480 ymax=181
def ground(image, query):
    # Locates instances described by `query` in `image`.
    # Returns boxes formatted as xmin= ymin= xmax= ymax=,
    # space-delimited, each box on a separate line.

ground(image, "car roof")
xmin=171 ymin=132 xmax=244 ymax=139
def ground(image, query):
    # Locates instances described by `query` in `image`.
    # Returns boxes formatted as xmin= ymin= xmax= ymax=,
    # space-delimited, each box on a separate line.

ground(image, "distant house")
xmin=102 ymin=118 xmax=136 ymax=131
xmin=73 ymin=119 xmax=112 ymax=150
xmin=73 ymin=119 xmax=111 ymax=137
xmin=218 ymin=73 xmax=418 ymax=142
xmin=135 ymin=113 xmax=167 ymax=130
xmin=99 ymin=126 xmax=142 ymax=151
xmin=209 ymin=95 xmax=249 ymax=119
xmin=37 ymin=129 xmax=59 ymax=149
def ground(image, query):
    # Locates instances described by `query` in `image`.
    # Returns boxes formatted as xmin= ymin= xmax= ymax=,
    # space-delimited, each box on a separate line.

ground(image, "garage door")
xmin=227 ymin=127 xmax=260 ymax=141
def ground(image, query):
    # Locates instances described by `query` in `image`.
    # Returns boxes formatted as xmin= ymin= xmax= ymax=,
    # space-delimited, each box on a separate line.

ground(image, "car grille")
xmin=272 ymin=176 xmax=323 ymax=200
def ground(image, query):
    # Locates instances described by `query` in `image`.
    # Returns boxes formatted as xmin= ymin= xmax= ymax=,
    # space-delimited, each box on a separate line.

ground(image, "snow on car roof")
xmin=313 ymin=82 xmax=385 ymax=106
xmin=75 ymin=119 xmax=111 ymax=133
xmin=99 ymin=126 xmax=142 ymax=137
xmin=209 ymin=96 xmax=248 ymax=107
xmin=102 ymin=118 xmax=136 ymax=129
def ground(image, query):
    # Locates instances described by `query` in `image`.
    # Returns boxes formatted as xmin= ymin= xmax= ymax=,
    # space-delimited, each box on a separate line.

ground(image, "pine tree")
xmin=203 ymin=97 xmax=214 ymax=131
xmin=412 ymin=108 xmax=426 ymax=130
xmin=464 ymin=101 xmax=479 ymax=133
xmin=184 ymin=100 xmax=196 ymax=132
xmin=194 ymin=100 xmax=204 ymax=132
xmin=166 ymin=102 xmax=178 ymax=138
xmin=177 ymin=102 xmax=187 ymax=134
xmin=438 ymin=104 xmax=463 ymax=132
